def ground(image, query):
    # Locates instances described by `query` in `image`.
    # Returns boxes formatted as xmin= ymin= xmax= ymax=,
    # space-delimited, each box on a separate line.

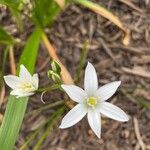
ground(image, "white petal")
xmin=59 ymin=104 xmax=87 ymax=128
xmin=96 ymin=81 xmax=121 ymax=101
xmin=19 ymin=64 xmax=32 ymax=81
xmin=32 ymin=73 xmax=39 ymax=89
xmin=84 ymin=62 xmax=98 ymax=96
xmin=99 ymin=102 xmax=129 ymax=122
xmin=4 ymin=75 xmax=21 ymax=89
xmin=10 ymin=89 xmax=34 ymax=98
xmin=61 ymin=84 xmax=87 ymax=103
xmin=87 ymin=110 xmax=101 ymax=138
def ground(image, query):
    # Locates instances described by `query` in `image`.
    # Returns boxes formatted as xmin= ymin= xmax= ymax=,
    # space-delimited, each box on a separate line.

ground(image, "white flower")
xmin=4 ymin=64 xmax=39 ymax=98
xmin=60 ymin=62 xmax=129 ymax=138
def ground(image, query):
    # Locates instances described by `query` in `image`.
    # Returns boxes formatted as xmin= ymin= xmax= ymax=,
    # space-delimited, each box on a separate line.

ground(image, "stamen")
xmin=19 ymin=82 xmax=35 ymax=92
xmin=87 ymin=97 xmax=98 ymax=108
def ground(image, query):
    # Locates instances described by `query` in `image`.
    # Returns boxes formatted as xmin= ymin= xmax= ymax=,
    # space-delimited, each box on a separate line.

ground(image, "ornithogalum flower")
xmin=4 ymin=65 xmax=39 ymax=98
xmin=60 ymin=62 xmax=129 ymax=138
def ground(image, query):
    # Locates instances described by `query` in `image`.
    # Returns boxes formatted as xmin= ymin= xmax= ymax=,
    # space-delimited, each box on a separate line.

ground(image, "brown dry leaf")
xmin=54 ymin=0 xmax=65 ymax=9
xmin=75 ymin=0 xmax=130 ymax=45
xmin=122 ymin=66 xmax=150 ymax=78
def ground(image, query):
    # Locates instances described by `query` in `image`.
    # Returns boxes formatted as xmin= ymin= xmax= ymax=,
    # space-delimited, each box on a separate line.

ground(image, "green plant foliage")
xmin=31 ymin=0 xmax=62 ymax=28
xmin=0 ymin=28 xmax=41 ymax=150
xmin=0 ymin=26 xmax=14 ymax=45
xmin=0 ymin=0 xmax=23 ymax=30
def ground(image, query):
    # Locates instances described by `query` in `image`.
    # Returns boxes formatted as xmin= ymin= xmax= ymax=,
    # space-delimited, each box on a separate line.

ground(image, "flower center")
xmin=87 ymin=97 xmax=97 ymax=108
xmin=20 ymin=82 xmax=35 ymax=92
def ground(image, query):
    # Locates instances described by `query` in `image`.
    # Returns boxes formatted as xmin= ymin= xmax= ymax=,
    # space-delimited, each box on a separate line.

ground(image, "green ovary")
xmin=87 ymin=97 xmax=98 ymax=108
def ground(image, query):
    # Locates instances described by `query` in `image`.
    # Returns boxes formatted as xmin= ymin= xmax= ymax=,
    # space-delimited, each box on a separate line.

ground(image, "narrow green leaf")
xmin=0 ymin=28 xmax=41 ymax=150
xmin=0 ymin=26 xmax=14 ymax=45
xmin=31 ymin=0 xmax=62 ymax=28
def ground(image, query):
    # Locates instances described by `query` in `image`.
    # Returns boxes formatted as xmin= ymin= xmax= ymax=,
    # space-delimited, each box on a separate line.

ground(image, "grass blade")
xmin=0 ymin=28 xmax=41 ymax=150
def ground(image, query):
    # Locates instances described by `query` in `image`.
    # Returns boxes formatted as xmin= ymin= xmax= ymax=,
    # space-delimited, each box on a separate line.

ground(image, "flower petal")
xmin=96 ymin=81 xmax=121 ymax=101
xmin=19 ymin=64 xmax=32 ymax=81
xmin=84 ymin=62 xmax=98 ymax=96
xmin=59 ymin=104 xmax=87 ymax=128
xmin=4 ymin=75 xmax=21 ymax=89
xmin=99 ymin=102 xmax=129 ymax=122
xmin=10 ymin=89 xmax=34 ymax=98
xmin=32 ymin=73 xmax=39 ymax=89
xmin=87 ymin=110 xmax=101 ymax=138
xmin=61 ymin=84 xmax=87 ymax=103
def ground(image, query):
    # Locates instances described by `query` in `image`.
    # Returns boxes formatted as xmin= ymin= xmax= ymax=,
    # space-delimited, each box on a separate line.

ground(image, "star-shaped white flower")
xmin=60 ymin=62 xmax=129 ymax=138
xmin=4 ymin=64 xmax=39 ymax=98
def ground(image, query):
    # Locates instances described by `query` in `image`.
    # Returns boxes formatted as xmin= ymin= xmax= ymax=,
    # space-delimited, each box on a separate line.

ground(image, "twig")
xmin=0 ymin=84 xmax=5 ymax=107
xmin=0 ymin=113 xmax=3 ymax=124
xmin=118 ymin=0 xmax=145 ymax=15
xmin=108 ymin=44 xmax=144 ymax=55
xmin=122 ymin=67 xmax=150 ymax=79
xmin=133 ymin=117 xmax=145 ymax=150
xmin=9 ymin=46 xmax=16 ymax=75
xmin=100 ymin=38 xmax=116 ymax=61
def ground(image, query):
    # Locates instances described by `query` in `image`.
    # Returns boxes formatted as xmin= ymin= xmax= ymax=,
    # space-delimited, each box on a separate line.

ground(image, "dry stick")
xmin=100 ymin=38 xmax=116 ymax=61
xmin=41 ymin=33 xmax=74 ymax=108
xmin=9 ymin=46 xmax=16 ymax=75
xmin=118 ymin=0 xmax=145 ymax=15
xmin=122 ymin=67 xmax=150 ymax=79
xmin=0 ymin=85 xmax=5 ymax=107
xmin=133 ymin=117 xmax=146 ymax=150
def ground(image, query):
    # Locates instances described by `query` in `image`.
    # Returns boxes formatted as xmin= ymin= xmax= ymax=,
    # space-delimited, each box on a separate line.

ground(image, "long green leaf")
xmin=0 ymin=28 xmax=41 ymax=150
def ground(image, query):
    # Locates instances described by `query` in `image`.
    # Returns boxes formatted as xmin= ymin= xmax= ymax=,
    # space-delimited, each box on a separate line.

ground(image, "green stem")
xmin=37 ymin=84 xmax=61 ymax=92
xmin=26 ymin=100 xmax=64 ymax=117
xmin=33 ymin=107 xmax=65 ymax=150
xmin=75 ymin=40 xmax=89 ymax=84
xmin=20 ymin=126 xmax=42 ymax=150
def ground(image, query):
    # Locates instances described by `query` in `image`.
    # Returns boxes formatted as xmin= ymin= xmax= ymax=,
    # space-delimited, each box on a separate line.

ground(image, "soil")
xmin=0 ymin=0 xmax=150 ymax=150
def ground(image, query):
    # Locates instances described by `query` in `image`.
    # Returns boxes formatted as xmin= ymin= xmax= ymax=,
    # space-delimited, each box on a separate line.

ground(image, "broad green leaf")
xmin=0 ymin=28 xmax=41 ymax=150
xmin=0 ymin=26 xmax=14 ymax=45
